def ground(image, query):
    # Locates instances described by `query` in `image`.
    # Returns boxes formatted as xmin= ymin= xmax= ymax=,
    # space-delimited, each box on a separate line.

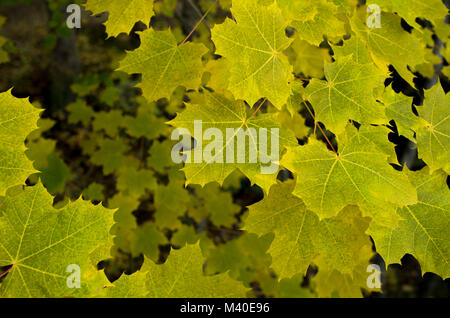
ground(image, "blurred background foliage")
xmin=0 ymin=0 xmax=449 ymax=297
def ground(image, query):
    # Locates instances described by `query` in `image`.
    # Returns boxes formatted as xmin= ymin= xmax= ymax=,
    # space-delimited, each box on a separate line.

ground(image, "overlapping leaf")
xmin=211 ymin=0 xmax=293 ymax=108
xmin=0 ymin=91 xmax=40 ymax=196
xmin=281 ymin=125 xmax=417 ymax=224
xmin=0 ymin=182 xmax=114 ymax=297
xmin=415 ymin=83 xmax=450 ymax=174
xmin=119 ymin=29 xmax=207 ymax=102
xmin=245 ymin=181 xmax=318 ymax=278
xmin=351 ymin=9 xmax=426 ymax=85
xmin=304 ymin=54 xmax=386 ymax=134
xmin=370 ymin=168 xmax=450 ymax=278
xmin=146 ymin=243 xmax=249 ymax=297
xmin=85 ymin=0 xmax=155 ymax=37
xmin=169 ymin=91 xmax=298 ymax=193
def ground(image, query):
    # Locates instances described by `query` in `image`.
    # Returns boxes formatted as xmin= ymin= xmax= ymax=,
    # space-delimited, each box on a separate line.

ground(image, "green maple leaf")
xmin=245 ymin=182 xmax=374 ymax=279
xmin=90 ymin=138 xmax=129 ymax=175
xmin=67 ymin=99 xmax=95 ymax=126
xmin=370 ymin=168 xmax=450 ymax=278
xmin=40 ymin=152 xmax=71 ymax=194
xmin=169 ymin=92 xmax=298 ymax=193
xmin=358 ymin=124 xmax=398 ymax=164
xmin=313 ymin=245 xmax=375 ymax=298
xmin=351 ymin=8 xmax=426 ymax=85
xmin=102 ymin=270 xmax=148 ymax=298
xmin=332 ymin=35 xmax=377 ymax=66
xmin=276 ymin=274 xmax=315 ymax=298
xmin=85 ymin=0 xmax=155 ymax=38
xmin=130 ymin=223 xmax=168 ymax=262
xmin=281 ymin=124 xmax=417 ymax=224
xmin=0 ymin=182 xmax=114 ymax=297
xmin=415 ymin=83 xmax=450 ymax=174
xmin=244 ymin=181 xmax=319 ymax=278
xmin=116 ymin=167 xmax=156 ymax=198
xmin=304 ymin=54 xmax=386 ymax=134
xmin=118 ymin=29 xmax=207 ymax=102
xmin=211 ymin=0 xmax=293 ymax=108
xmin=82 ymin=183 xmax=105 ymax=202
xmin=194 ymin=182 xmax=241 ymax=227
xmin=287 ymin=35 xmax=332 ymax=79
xmin=154 ymin=177 xmax=190 ymax=230
xmin=203 ymin=58 xmax=232 ymax=96
xmin=92 ymin=110 xmax=124 ymax=137
xmin=382 ymin=85 xmax=419 ymax=141
xmin=147 ymin=139 xmax=178 ymax=173
xmin=0 ymin=91 xmax=40 ymax=196
xmin=145 ymin=243 xmax=249 ymax=297
xmin=171 ymin=225 xmax=198 ymax=248
xmin=265 ymin=0 xmax=318 ymax=23
xmin=375 ymin=0 xmax=448 ymax=33
xmin=313 ymin=205 xmax=373 ymax=276
xmin=204 ymin=233 xmax=274 ymax=287
xmin=124 ymin=102 xmax=168 ymax=139
xmin=289 ymin=0 xmax=347 ymax=46
xmin=329 ymin=0 xmax=358 ymax=13
xmin=25 ymin=138 xmax=56 ymax=171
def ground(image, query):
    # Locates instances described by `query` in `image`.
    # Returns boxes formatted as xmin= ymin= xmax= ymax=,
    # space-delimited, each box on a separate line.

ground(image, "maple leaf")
xmin=244 ymin=181 xmax=319 ymax=278
xmin=116 ymin=167 xmax=156 ymax=198
xmin=171 ymin=225 xmax=198 ymax=248
xmin=144 ymin=243 xmax=249 ymax=297
xmin=118 ymin=29 xmax=207 ymax=102
xmin=169 ymin=91 xmax=298 ymax=193
xmin=415 ymin=83 xmax=450 ymax=174
xmin=245 ymin=181 xmax=374 ymax=279
xmin=85 ymin=0 xmax=154 ymax=38
xmin=289 ymin=0 xmax=347 ymax=46
xmin=312 ymin=244 xmax=375 ymax=297
xmin=0 ymin=91 xmax=40 ymax=196
xmin=102 ymin=270 xmax=147 ymax=298
xmin=351 ymin=8 xmax=426 ymax=85
xmin=130 ymin=223 xmax=168 ymax=262
xmin=153 ymin=175 xmax=190 ymax=230
xmin=90 ymin=138 xmax=129 ymax=175
xmin=203 ymin=58 xmax=233 ymax=96
xmin=281 ymin=124 xmax=417 ymax=224
xmin=204 ymin=233 xmax=274 ymax=289
xmin=331 ymin=35 xmax=379 ymax=66
xmin=312 ymin=205 xmax=373 ymax=276
xmin=287 ymin=36 xmax=332 ymax=79
xmin=382 ymin=85 xmax=419 ymax=141
xmin=268 ymin=0 xmax=318 ymax=23
xmin=369 ymin=168 xmax=450 ymax=278
xmin=67 ymin=99 xmax=95 ymax=126
xmin=147 ymin=139 xmax=179 ymax=173
xmin=82 ymin=183 xmax=105 ymax=202
xmin=304 ymin=54 xmax=386 ymax=134
xmin=39 ymin=152 xmax=71 ymax=194
xmin=0 ymin=182 xmax=114 ymax=297
xmin=192 ymin=182 xmax=241 ymax=227
xmin=375 ymin=0 xmax=448 ymax=34
xmin=123 ymin=102 xmax=168 ymax=139
xmin=211 ymin=0 xmax=293 ymax=108
xmin=92 ymin=110 xmax=124 ymax=137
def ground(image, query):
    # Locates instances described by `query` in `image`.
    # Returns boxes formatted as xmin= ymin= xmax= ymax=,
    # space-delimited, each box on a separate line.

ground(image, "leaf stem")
xmin=302 ymin=101 xmax=338 ymax=155
xmin=247 ymin=98 xmax=267 ymax=122
xmin=181 ymin=1 xmax=216 ymax=45
xmin=0 ymin=266 xmax=13 ymax=280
